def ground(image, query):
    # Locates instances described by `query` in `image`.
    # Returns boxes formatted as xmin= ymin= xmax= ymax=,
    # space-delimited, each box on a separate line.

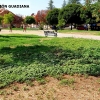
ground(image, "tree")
xmin=91 ymin=2 xmax=100 ymax=22
xmin=0 ymin=15 xmax=3 ymax=25
xmin=13 ymin=14 xmax=24 ymax=28
xmin=62 ymin=0 xmax=66 ymax=8
xmin=3 ymin=12 xmax=14 ymax=24
xmin=47 ymin=0 xmax=55 ymax=10
xmin=57 ymin=19 xmax=65 ymax=29
xmin=35 ymin=10 xmax=48 ymax=24
xmin=59 ymin=4 xmax=82 ymax=30
xmin=80 ymin=4 xmax=97 ymax=24
xmin=24 ymin=16 xmax=35 ymax=24
xmin=3 ymin=12 xmax=14 ymax=31
xmin=0 ymin=15 xmax=3 ymax=31
xmin=68 ymin=0 xmax=81 ymax=4
xmin=46 ymin=8 xmax=60 ymax=25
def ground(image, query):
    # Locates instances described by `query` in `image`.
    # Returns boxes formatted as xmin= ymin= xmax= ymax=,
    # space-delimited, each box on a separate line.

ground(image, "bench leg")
xmin=54 ymin=33 xmax=57 ymax=37
xmin=45 ymin=33 xmax=48 ymax=37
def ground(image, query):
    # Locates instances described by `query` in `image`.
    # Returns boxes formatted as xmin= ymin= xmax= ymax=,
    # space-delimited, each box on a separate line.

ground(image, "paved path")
xmin=1 ymin=30 xmax=100 ymax=40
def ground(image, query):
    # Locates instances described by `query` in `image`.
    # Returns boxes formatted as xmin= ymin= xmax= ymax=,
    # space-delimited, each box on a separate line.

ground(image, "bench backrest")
xmin=44 ymin=31 xmax=54 ymax=33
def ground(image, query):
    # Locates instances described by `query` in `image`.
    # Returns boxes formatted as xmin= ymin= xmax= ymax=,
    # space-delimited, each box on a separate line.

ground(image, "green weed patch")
xmin=0 ymin=34 xmax=100 ymax=88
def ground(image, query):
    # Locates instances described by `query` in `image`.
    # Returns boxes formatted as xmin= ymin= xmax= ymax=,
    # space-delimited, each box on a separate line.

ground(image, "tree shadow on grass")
xmin=0 ymin=45 xmax=75 ymax=68
xmin=0 ymin=34 xmax=43 ymax=39
xmin=1 ymin=44 xmax=100 ymax=89
xmin=1 ymin=45 xmax=100 ymax=76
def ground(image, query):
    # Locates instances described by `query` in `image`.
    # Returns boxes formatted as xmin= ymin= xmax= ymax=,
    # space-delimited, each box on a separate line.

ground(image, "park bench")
xmin=44 ymin=30 xmax=57 ymax=37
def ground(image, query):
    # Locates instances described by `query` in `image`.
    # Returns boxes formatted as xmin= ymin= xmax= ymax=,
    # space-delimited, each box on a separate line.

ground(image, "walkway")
xmin=0 ymin=30 xmax=100 ymax=40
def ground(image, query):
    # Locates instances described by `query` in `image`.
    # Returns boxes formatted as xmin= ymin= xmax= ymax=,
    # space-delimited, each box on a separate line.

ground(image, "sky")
xmin=0 ymin=0 xmax=84 ymax=16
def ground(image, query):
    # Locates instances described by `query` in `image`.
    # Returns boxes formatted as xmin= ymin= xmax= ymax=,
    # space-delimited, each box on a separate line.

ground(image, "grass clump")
xmin=59 ymin=78 xmax=75 ymax=86
xmin=37 ymin=78 xmax=46 ymax=85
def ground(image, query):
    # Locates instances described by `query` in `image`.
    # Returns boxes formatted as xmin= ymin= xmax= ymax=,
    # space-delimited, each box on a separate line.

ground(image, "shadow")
xmin=0 ymin=34 xmax=44 ymax=43
xmin=0 ymin=45 xmax=76 ymax=68
xmin=0 ymin=39 xmax=9 ymax=42
xmin=1 ymin=45 xmax=100 ymax=76
xmin=0 ymin=34 xmax=43 ymax=39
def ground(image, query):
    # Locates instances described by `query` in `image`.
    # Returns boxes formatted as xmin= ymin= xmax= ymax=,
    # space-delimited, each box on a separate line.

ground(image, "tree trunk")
xmin=71 ymin=23 xmax=72 ymax=30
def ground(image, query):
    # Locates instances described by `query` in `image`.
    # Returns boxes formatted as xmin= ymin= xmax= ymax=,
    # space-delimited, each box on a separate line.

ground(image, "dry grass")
xmin=0 ymin=75 xmax=100 ymax=100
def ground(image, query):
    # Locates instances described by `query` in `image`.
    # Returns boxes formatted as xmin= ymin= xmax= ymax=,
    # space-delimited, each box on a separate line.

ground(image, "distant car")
xmin=77 ymin=26 xmax=85 ymax=30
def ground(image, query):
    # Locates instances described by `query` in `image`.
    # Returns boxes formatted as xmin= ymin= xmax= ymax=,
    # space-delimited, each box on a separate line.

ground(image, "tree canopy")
xmin=59 ymin=4 xmax=82 ymax=29
xmin=35 ymin=10 xmax=48 ymax=24
xmin=46 ymin=8 xmax=60 ymax=25
xmin=24 ymin=16 xmax=35 ymax=24
xmin=80 ymin=2 xmax=100 ymax=24
xmin=3 ymin=12 xmax=14 ymax=24
xmin=92 ymin=3 xmax=100 ymax=22
xmin=0 ymin=16 xmax=3 ymax=25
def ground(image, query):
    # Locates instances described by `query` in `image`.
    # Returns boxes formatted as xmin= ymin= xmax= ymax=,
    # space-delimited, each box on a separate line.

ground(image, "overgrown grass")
xmin=0 ymin=34 xmax=100 ymax=88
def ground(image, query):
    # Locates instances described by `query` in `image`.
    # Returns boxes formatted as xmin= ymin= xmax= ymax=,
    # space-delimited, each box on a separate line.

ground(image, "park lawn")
xmin=3 ymin=28 xmax=100 ymax=36
xmin=58 ymin=29 xmax=100 ymax=35
xmin=0 ymin=34 xmax=100 ymax=89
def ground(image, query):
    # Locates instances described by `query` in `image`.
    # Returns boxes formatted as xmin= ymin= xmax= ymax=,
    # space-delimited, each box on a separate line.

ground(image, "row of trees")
xmin=0 ymin=12 xmax=35 ymax=31
xmin=46 ymin=0 xmax=100 ymax=30
xmin=47 ymin=0 xmax=100 ymax=9
xmin=0 ymin=0 xmax=100 ymax=31
xmin=34 ymin=0 xmax=100 ymax=30
xmin=0 ymin=13 xmax=14 ymax=30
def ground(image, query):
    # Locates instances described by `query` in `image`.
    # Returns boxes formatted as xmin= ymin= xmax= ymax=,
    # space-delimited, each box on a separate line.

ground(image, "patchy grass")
xmin=58 ymin=29 xmax=100 ymax=35
xmin=0 ymin=76 xmax=100 ymax=100
xmin=59 ymin=78 xmax=75 ymax=86
xmin=0 ymin=34 xmax=100 ymax=88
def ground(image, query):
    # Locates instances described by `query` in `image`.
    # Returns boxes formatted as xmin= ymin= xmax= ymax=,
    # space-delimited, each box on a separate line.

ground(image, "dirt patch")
xmin=39 ymin=38 xmax=53 ymax=42
xmin=0 ymin=75 xmax=100 ymax=100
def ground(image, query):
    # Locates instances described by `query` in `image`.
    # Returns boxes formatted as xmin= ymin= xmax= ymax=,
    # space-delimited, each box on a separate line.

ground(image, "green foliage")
xmin=24 ymin=16 xmax=35 ymax=24
xmin=80 ymin=5 xmax=96 ymax=24
xmin=59 ymin=78 xmax=75 ymax=86
xmin=37 ymin=79 xmax=46 ymax=85
xmin=57 ymin=19 xmax=65 ymax=29
xmin=91 ymin=3 xmax=100 ymax=22
xmin=3 ymin=12 xmax=14 ymax=24
xmin=46 ymin=8 xmax=60 ymax=25
xmin=58 ymin=29 xmax=100 ymax=35
xmin=25 ymin=80 xmax=34 ymax=87
xmin=59 ymin=4 xmax=82 ymax=27
xmin=39 ymin=22 xmax=44 ymax=30
xmin=1 ymin=34 xmax=100 ymax=88
xmin=0 ymin=16 xmax=3 ymax=25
